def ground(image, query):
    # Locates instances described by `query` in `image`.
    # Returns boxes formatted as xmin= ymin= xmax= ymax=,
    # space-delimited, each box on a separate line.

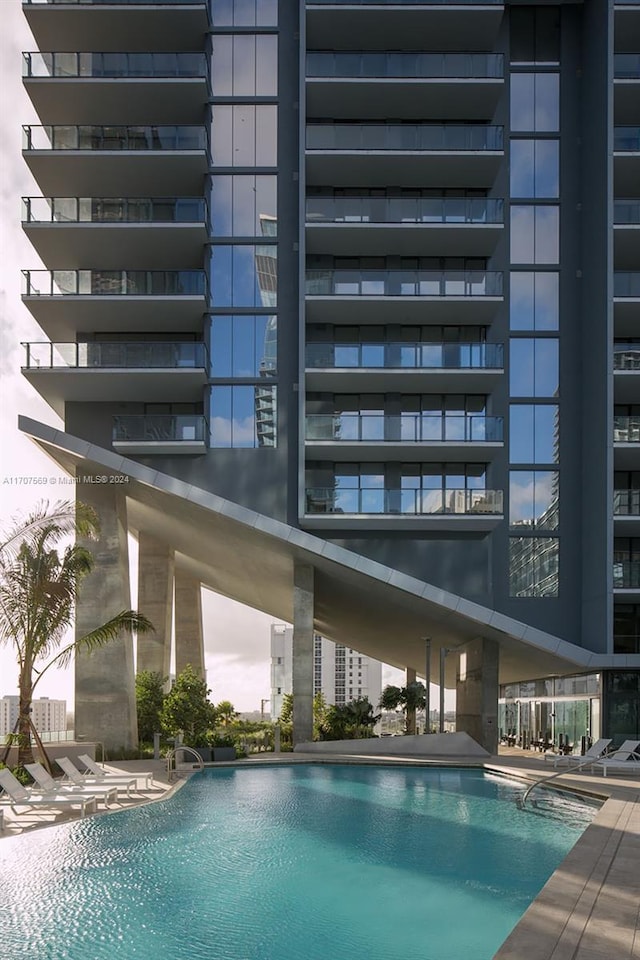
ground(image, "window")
xmin=211 ymin=0 xmax=278 ymax=27
xmin=510 ymin=74 xmax=560 ymax=132
xmin=510 ymin=7 xmax=560 ymax=65
xmin=510 ymin=405 xmax=559 ymax=463
xmin=509 ymin=471 xmax=559 ymax=530
xmin=511 ymin=206 xmax=559 ymax=264
xmin=510 ymin=273 xmax=559 ymax=330
xmin=210 ymin=176 xmax=277 ymax=237
xmin=510 ymin=140 xmax=559 ymax=198
xmin=211 ymin=35 xmax=277 ymax=96
xmin=211 ymin=106 xmax=277 ymax=166
xmin=509 ymin=537 xmax=559 ymax=597
xmin=210 ymin=315 xmax=277 ymax=378
xmin=210 ymin=384 xmax=276 ymax=447
xmin=510 ymin=339 xmax=559 ymax=397
xmin=210 ymin=245 xmax=277 ymax=308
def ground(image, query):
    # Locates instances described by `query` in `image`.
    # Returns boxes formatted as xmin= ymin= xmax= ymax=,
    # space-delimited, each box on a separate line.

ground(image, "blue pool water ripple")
xmin=0 ymin=765 xmax=597 ymax=960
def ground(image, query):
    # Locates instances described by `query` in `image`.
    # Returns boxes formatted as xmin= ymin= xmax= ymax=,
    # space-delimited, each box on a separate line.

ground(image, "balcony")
xmin=614 ymin=415 xmax=640 ymax=467
xmin=614 ymin=273 xmax=640 ymax=333
xmin=303 ymin=485 xmax=503 ymax=530
xmin=614 ymin=344 xmax=640 ymax=402
xmin=23 ymin=1 xmax=210 ymax=54
xmin=22 ymin=269 xmax=206 ymax=339
xmin=22 ymin=196 xmax=207 ymax=268
xmin=306 ymin=196 xmax=503 ymax=256
xmin=306 ymin=52 xmax=503 ymax=120
xmin=112 ymin=414 xmax=207 ymax=455
xmin=306 ymin=2 xmax=504 ymax=53
xmin=305 ymin=268 xmax=503 ymax=323
xmin=22 ymin=340 xmax=207 ymax=415
xmin=305 ymin=412 xmax=503 ymax=461
xmin=305 ymin=123 xmax=504 ymax=188
xmin=23 ymin=52 xmax=208 ymax=124
xmin=615 ymin=4 xmax=640 ymax=53
xmin=614 ymin=200 xmax=640 ymax=267
xmin=305 ymin=340 xmax=504 ymax=391
xmin=22 ymin=125 xmax=208 ymax=196
xmin=614 ymin=127 xmax=640 ymax=193
xmin=613 ymin=559 xmax=640 ymax=591
xmin=614 ymin=489 xmax=640 ymax=533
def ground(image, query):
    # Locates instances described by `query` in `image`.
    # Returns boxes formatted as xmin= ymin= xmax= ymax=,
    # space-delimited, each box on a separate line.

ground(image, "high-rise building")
xmin=270 ymin=624 xmax=383 ymax=719
xmin=17 ymin=0 xmax=640 ymax=752
xmin=0 ymin=696 xmax=67 ymax=739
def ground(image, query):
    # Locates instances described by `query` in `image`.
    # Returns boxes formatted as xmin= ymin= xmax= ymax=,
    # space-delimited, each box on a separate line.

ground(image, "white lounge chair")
xmin=78 ymin=754 xmax=158 ymax=791
xmin=25 ymin=762 xmax=119 ymax=807
xmin=57 ymin=756 xmax=139 ymax=798
xmin=0 ymin=767 xmax=97 ymax=818
xmin=544 ymin=738 xmax=612 ymax=768
xmin=592 ymin=740 xmax=640 ymax=777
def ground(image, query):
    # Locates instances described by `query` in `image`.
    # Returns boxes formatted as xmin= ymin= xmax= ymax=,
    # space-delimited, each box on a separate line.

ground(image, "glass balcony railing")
xmin=306 ymin=51 xmax=503 ymax=79
xmin=306 ymin=196 xmax=504 ymax=224
xmin=306 ymin=123 xmax=503 ymax=151
xmin=614 ymin=126 xmax=640 ymax=151
xmin=22 ymin=341 xmax=207 ymax=369
xmin=614 ymin=415 xmax=640 ymax=441
xmin=305 ymin=413 xmax=503 ymax=442
xmin=614 ymin=54 xmax=640 ymax=78
xmin=614 ymin=273 xmax=640 ymax=297
xmin=25 ymin=0 xmax=204 ymax=5
xmin=613 ymin=560 xmax=640 ymax=588
xmin=306 ymin=0 xmax=503 ymax=5
xmin=305 ymin=341 xmax=504 ymax=369
xmin=22 ymin=269 xmax=206 ymax=296
xmin=23 ymin=52 xmax=206 ymax=78
xmin=614 ymin=345 xmax=640 ymax=369
xmin=22 ymin=196 xmax=206 ymax=223
xmin=23 ymin=125 xmax=206 ymax=151
xmin=112 ymin=415 xmax=207 ymax=444
xmin=306 ymin=486 xmax=503 ymax=515
xmin=614 ymin=200 xmax=640 ymax=224
xmin=614 ymin=489 xmax=640 ymax=515
xmin=305 ymin=268 xmax=503 ymax=297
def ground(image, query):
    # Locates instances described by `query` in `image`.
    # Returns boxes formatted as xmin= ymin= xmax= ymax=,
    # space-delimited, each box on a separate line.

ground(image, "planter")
xmin=191 ymin=746 xmax=211 ymax=762
xmin=212 ymin=747 xmax=236 ymax=762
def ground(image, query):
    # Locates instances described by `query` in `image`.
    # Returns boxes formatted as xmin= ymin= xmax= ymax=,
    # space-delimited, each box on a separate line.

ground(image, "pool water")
xmin=1 ymin=764 xmax=598 ymax=960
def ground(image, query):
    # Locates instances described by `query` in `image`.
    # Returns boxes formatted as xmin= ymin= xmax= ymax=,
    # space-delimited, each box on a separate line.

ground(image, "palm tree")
xmin=0 ymin=501 xmax=154 ymax=769
xmin=379 ymin=681 xmax=426 ymax=735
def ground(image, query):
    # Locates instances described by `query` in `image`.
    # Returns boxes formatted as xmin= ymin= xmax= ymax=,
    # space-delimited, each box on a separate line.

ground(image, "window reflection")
xmin=211 ymin=0 xmax=278 ymax=26
xmin=211 ymin=105 xmax=277 ymax=166
xmin=510 ymin=338 xmax=559 ymax=397
xmin=211 ymin=176 xmax=277 ymax=236
xmin=510 ymin=404 xmax=559 ymax=463
xmin=509 ymin=537 xmax=559 ymax=597
xmin=510 ymin=140 xmax=559 ymax=198
xmin=210 ymin=244 xmax=277 ymax=307
xmin=510 ymin=205 xmax=559 ymax=264
xmin=210 ymin=315 xmax=276 ymax=377
xmin=509 ymin=470 xmax=559 ymax=530
xmin=510 ymin=272 xmax=558 ymax=330
xmin=210 ymin=384 xmax=276 ymax=447
xmin=510 ymin=8 xmax=560 ymax=65
xmin=211 ymin=35 xmax=278 ymax=95
xmin=510 ymin=74 xmax=559 ymax=132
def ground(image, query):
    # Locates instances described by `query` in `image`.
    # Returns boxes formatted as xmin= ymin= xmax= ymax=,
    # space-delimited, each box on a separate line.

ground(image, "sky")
xmin=0 ymin=2 xmax=435 ymax=714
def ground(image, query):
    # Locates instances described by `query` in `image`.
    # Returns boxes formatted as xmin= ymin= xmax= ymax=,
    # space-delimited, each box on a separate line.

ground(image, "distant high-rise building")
xmin=0 ymin=696 xmax=67 ymax=739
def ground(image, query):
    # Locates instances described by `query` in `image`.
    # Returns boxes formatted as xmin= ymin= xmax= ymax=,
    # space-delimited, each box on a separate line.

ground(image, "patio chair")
xmin=0 ymin=767 xmax=97 ymax=818
xmin=544 ymin=738 xmax=612 ymax=768
xmin=25 ymin=762 xmax=119 ymax=807
xmin=57 ymin=756 xmax=146 ymax=797
xmin=592 ymin=740 xmax=640 ymax=777
xmin=78 ymin=754 xmax=158 ymax=792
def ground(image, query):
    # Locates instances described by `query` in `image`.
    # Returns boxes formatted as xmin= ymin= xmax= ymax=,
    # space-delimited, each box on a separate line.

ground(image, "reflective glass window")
xmin=510 ymin=272 xmax=559 ymax=330
xmin=211 ymin=35 xmax=277 ymax=96
xmin=510 ymin=205 xmax=559 ymax=264
xmin=510 ymin=74 xmax=559 ymax=132
xmin=211 ymin=0 xmax=278 ymax=27
xmin=510 ymin=8 xmax=560 ymax=65
xmin=210 ymin=245 xmax=277 ymax=307
xmin=510 ymin=140 xmax=559 ymax=198
xmin=210 ymin=384 xmax=277 ymax=447
xmin=211 ymin=106 xmax=278 ymax=166
xmin=510 ymin=404 xmax=559 ymax=463
xmin=509 ymin=470 xmax=559 ymax=530
xmin=509 ymin=537 xmax=559 ymax=597
xmin=210 ymin=315 xmax=277 ymax=377
xmin=211 ymin=176 xmax=277 ymax=237
xmin=510 ymin=338 xmax=559 ymax=397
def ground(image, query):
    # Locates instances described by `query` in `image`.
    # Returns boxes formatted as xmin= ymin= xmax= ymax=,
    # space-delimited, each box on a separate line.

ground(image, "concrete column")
xmin=292 ymin=563 xmax=314 ymax=746
xmin=455 ymin=637 xmax=499 ymax=754
xmin=75 ymin=473 xmax=138 ymax=751
xmin=137 ymin=532 xmax=174 ymax=683
xmin=174 ymin=570 xmax=204 ymax=677
xmin=405 ymin=666 xmax=417 ymax=735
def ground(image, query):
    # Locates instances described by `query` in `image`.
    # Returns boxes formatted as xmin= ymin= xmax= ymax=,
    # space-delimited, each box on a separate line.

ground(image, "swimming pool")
xmin=1 ymin=764 xmax=598 ymax=960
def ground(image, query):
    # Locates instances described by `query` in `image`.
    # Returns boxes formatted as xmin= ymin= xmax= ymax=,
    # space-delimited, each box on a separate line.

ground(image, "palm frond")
xmin=0 ymin=500 xmax=99 ymax=561
xmin=41 ymin=611 xmax=155 ymax=677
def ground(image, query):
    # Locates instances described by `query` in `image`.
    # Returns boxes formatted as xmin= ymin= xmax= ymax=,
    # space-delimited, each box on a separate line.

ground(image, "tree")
xmin=215 ymin=700 xmax=239 ymax=726
xmin=135 ymin=671 xmax=166 ymax=743
xmin=0 ymin=501 xmax=154 ymax=769
xmin=313 ymin=691 xmax=328 ymax=739
xmin=159 ymin=665 xmax=217 ymax=746
xmin=319 ymin=697 xmax=380 ymax=741
xmin=379 ymin=681 xmax=426 ymax=735
xmin=279 ymin=692 xmax=293 ymax=724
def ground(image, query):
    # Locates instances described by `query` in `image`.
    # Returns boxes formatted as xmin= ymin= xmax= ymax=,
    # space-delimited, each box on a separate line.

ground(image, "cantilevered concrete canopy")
xmin=20 ymin=415 xmax=640 ymax=687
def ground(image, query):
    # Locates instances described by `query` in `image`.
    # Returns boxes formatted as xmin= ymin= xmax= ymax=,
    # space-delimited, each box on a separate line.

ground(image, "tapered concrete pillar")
xmin=75 ymin=473 xmax=138 ymax=751
xmin=174 ymin=570 xmax=204 ymax=677
xmin=405 ymin=667 xmax=417 ymax=735
xmin=455 ymin=637 xmax=499 ymax=754
xmin=292 ymin=563 xmax=314 ymax=746
xmin=137 ymin=532 xmax=174 ymax=683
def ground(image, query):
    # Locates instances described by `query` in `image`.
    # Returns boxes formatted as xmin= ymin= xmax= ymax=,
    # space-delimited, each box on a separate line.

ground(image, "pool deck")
xmin=1 ymin=750 xmax=638 ymax=960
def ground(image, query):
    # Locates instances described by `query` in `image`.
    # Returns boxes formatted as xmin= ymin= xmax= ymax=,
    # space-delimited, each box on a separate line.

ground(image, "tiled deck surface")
xmin=1 ymin=750 xmax=639 ymax=960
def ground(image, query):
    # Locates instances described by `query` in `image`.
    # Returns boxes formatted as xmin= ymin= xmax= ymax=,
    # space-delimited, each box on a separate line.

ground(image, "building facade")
xmin=270 ymin=624 xmax=383 ymax=719
xmin=0 ymin=696 xmax=67 ymax=739
xmin=17 ymin=0 xmax=640 ymax=751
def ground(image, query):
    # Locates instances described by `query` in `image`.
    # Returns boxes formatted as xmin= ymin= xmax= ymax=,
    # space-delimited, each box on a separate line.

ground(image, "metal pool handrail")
xmin=165 ymin=745 xmax=204 ymax=781
xmin=519 ymin=753 xmax=610 ymax=808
